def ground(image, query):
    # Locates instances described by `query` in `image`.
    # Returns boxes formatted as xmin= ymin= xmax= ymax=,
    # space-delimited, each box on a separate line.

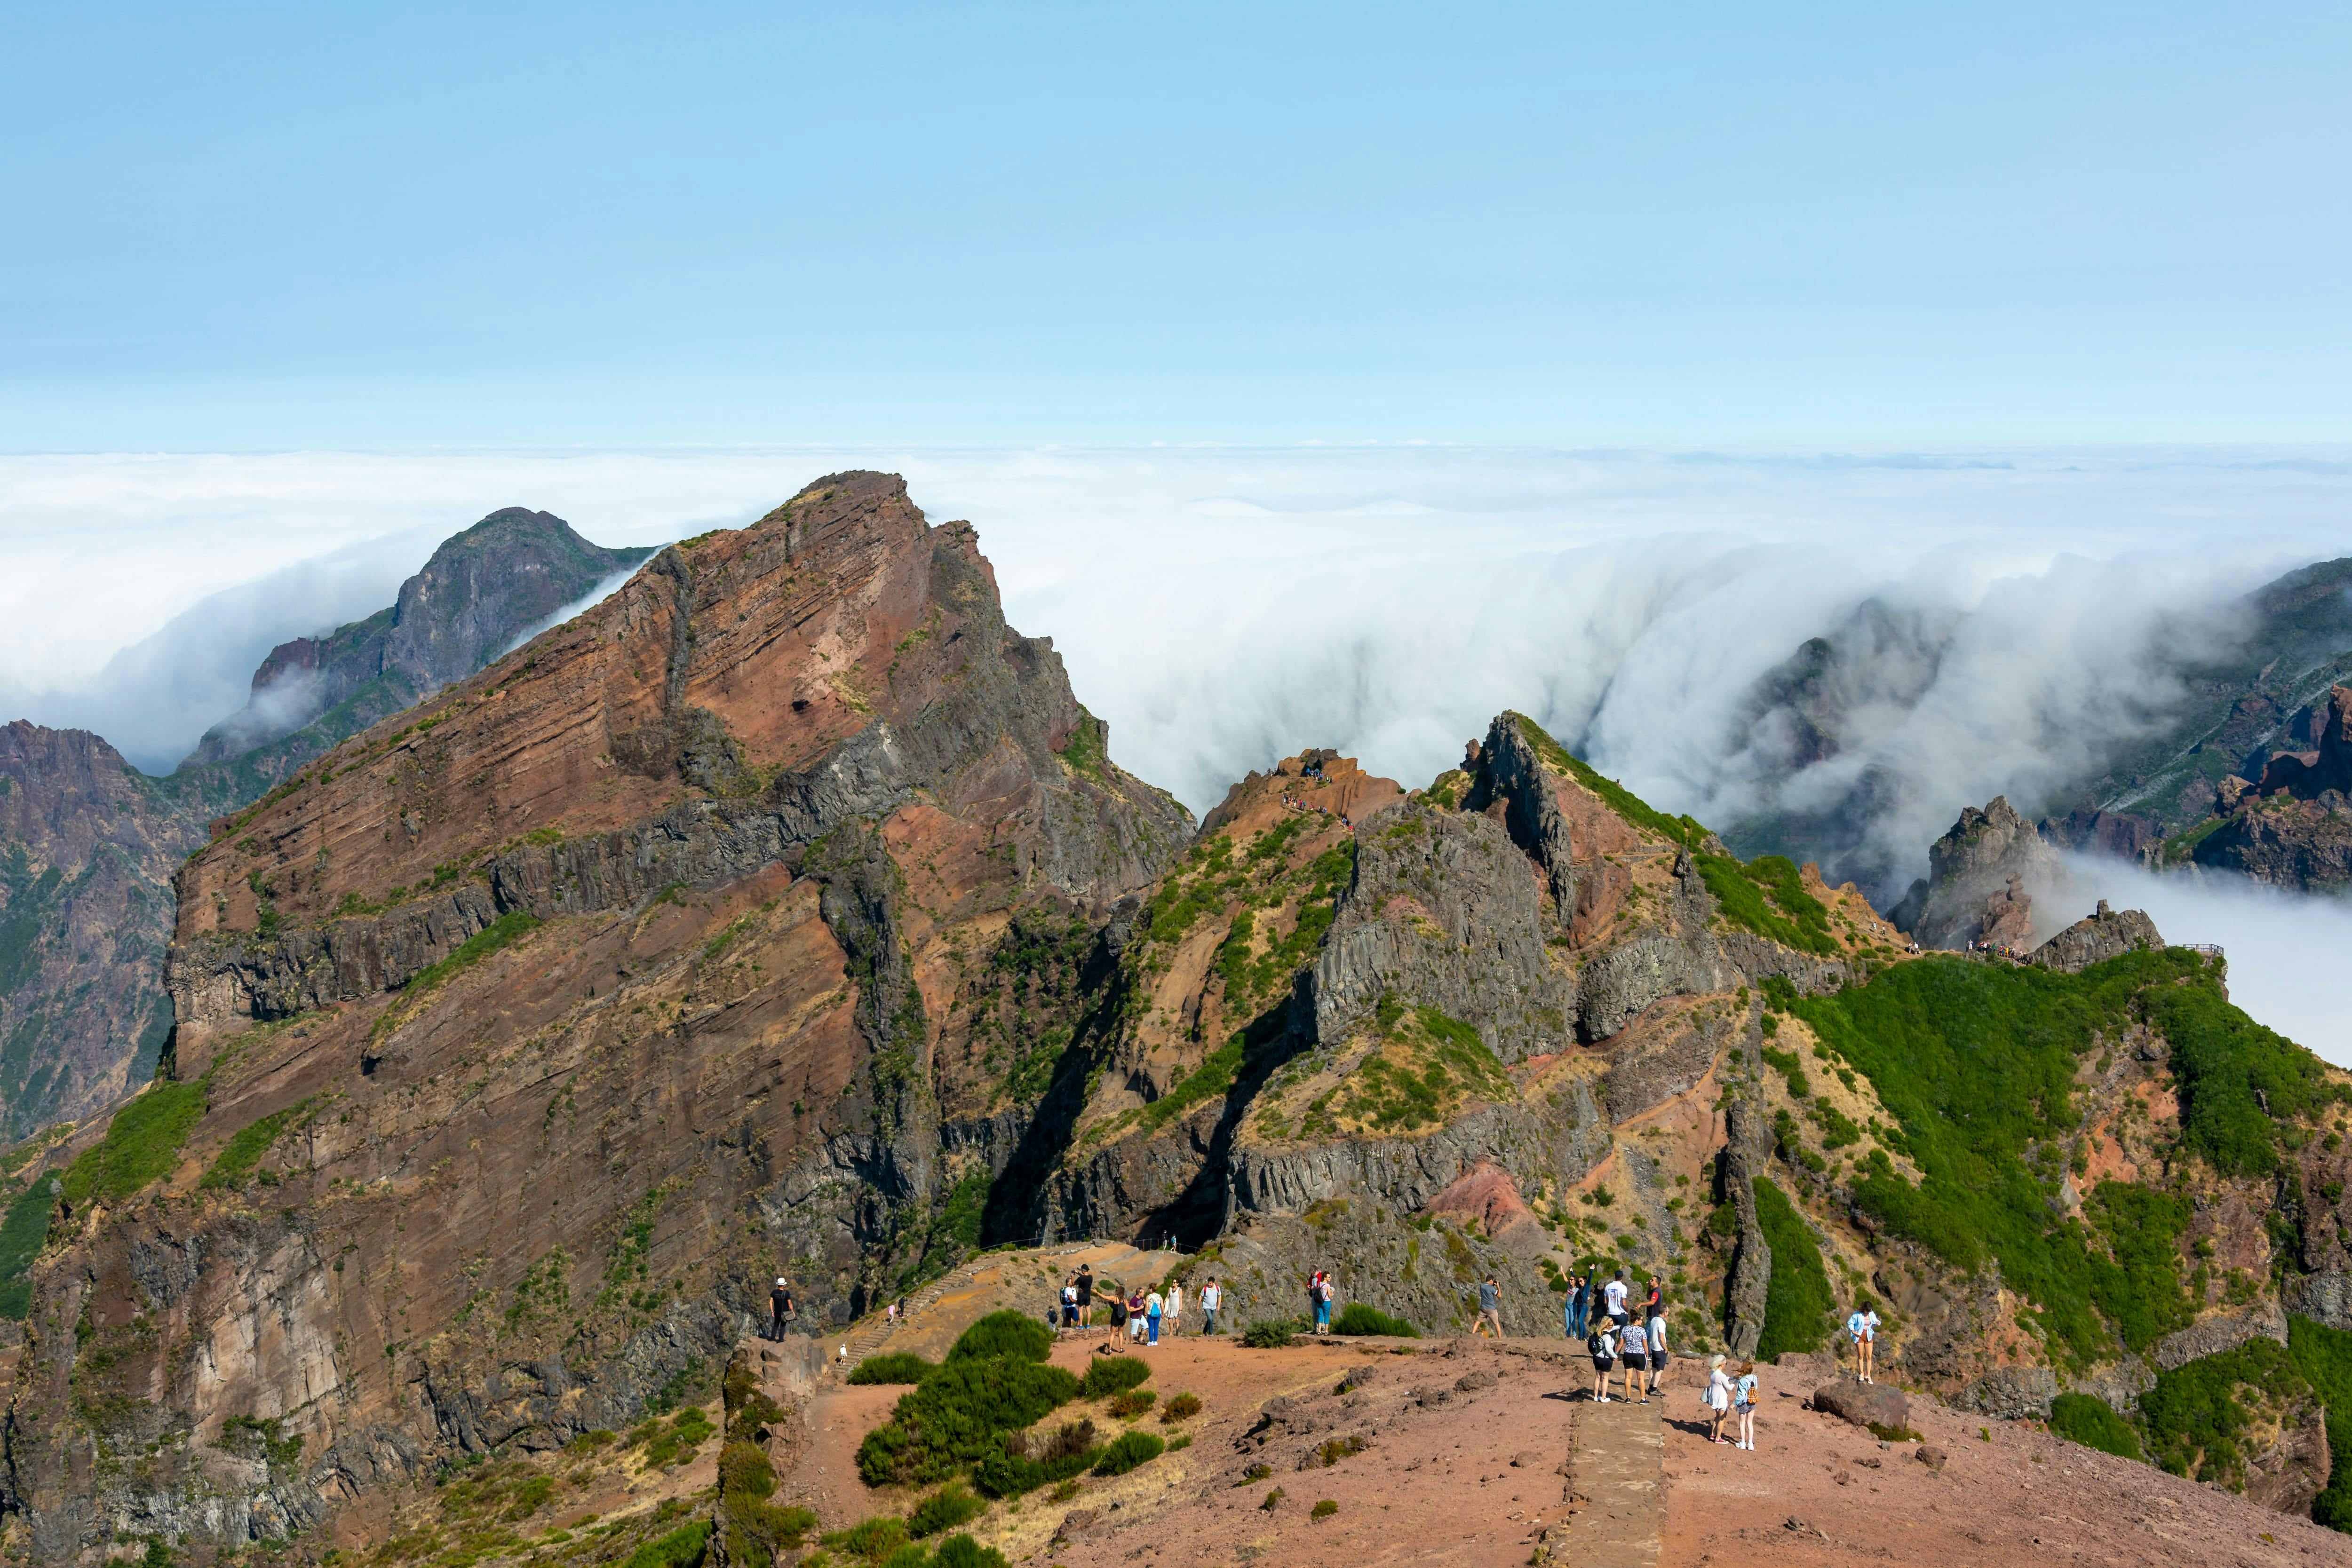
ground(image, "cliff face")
xmin=1887 ymin=795 xmax=2066 ymax=950
xmin=2190 ymin=685 xmax=2352 ymax=892
xmin=0 ymin=474 xmax=1190 ymax=1560
xmin=1037 ymin=711 xmax=1895 ymax=1353
xmin=0 ymin=725 xmax=191 ymax=1138
xmin=183 ymin=508 xmax=653 ymax=774
xmin=0 ymin=512 xmax=652 ymax=1145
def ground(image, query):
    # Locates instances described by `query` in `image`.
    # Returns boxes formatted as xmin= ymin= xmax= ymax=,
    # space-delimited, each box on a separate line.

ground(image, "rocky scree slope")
xmin=0 ymin=474 xmax=1188 ymax=1561
xmin=0 ymin=513 xmax=644 ymax=1144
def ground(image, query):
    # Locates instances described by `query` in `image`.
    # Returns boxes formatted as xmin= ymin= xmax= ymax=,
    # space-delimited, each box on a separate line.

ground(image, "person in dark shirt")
xmin=1075 ymin=1267 xmax=1095 ymax=1329
xmin=769 ymin=1278 xmax=794 ymax=1340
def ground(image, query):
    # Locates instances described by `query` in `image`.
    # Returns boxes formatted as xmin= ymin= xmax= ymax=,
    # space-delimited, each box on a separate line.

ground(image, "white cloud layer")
xmin=2 ymin=445 xmax=2348 ymax=1058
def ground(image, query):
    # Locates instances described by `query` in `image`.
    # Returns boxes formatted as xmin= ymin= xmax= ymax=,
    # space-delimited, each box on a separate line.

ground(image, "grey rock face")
xmin=2069 ymin=1356 xmax=2157 ymax=1414
xmin=1900 ymin=796 xmax=2066 ymax=950
xmin=1309 ymin=800 xmax=1575 ymax=1065
xmin=1719 ymin=1099 xmax=1773 ymax=1358
xmin=2285 ymin=1270 xmax=2352 ymax=1331
xmin=1464 ymin=713 xmax=1575 ymax=912
xmin=2149 ymin=1299 xmax=2288 ymax=1371
xmin=2028 ymin=900 xmax=2164 ymax=972
xmin=1959 ymin=1364 xmax=2057 ymax=1420
xmin=1574 ymin=852 xmax=1741 ymax=1042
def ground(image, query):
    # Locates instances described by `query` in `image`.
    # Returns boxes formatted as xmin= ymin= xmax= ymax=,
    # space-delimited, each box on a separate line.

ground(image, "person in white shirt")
xmin=1643 ymin=1312 xmax=1669 ymax=1396
xmin=1845 ymin=1307 xmax=1882 ymax=1383
xmin=1165 ymin=1282 xmax=1184 ymax=1338
xmin=1588 ymin=1320 xmax=1619 ymax=1402
xmin=1200 ymin=1279 xmax=1222 ymax=1335
xmin=1603 ymin=1269 xmax=1630 ymax=1325
xmin=1706 ymin=1354 xmax=1734 ymax=1444
xmin=1618 ymin=1318 xmax=1649 ymax=1403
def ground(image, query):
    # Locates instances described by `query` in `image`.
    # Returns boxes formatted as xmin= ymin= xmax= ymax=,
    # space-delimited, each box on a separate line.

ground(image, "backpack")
xmin=1585 ymin=1330 xmax=1610 ymax=1357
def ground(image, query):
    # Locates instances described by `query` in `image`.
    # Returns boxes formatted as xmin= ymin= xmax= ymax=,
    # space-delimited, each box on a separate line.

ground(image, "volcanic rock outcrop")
xmin=1888 ymin=795 xmax=2065 ymax=949
xmin=0 ymin=474 xmax=1190 ymax=1559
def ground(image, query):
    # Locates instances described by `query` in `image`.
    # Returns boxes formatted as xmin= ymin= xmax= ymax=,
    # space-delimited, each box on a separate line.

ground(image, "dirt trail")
xmin=1658 ymin=1370 xmax=2346 ymax=1566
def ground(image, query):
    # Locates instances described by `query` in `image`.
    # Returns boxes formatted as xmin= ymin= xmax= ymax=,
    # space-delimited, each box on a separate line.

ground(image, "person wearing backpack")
xmin=1587 ymin=1320 xmax=1618 ymax=1402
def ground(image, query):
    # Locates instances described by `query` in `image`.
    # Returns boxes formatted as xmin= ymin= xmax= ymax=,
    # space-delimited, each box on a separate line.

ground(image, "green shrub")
xmin=2048 ymin=1393 xmax=2141 ymax=1460
xmin=2288 ymin=1314 xmax=2352 ymax=1533
xmin=931 ymin=1537 xmax=1009 ymax=1568
xmin=849 ymin=1353 xmax=937 ymax=1386
xmin=1105 ymin=1388 xmax=1155 ymax=1419
xmin=1311 ymin=1499 xmax=1338 ymax=1520
xmin=823 ymin=1516 xmax=911 ymax=1568
xmin=61 ymin=1080 xmax=208 ymax=1206
xmin=969 ymin=1421 xmax=1101 ymax=1499
xmin=946 ymin=1310 xmax=1055 ymax=1364
xmin=2151 ymin=975 xmax=2328 ymax=1176
xmin=2139 ymin=1338 xmax=2308 ymax=1486
xmin=1078 ymin=1356 xmax=1151 ymax=1398
xmin=906 ymin=1484 xmax=985 ymax=1538
xmin=1791 ymin=951 xmax=2260 ymax=1370
xmin=0 ymin=1177 xmax=58 ymax=1319
xmin=619 ymin=1520 xmax=713 ymax=1568
xmin=1331 ymin=1303 xmax=1419 ymax=1338
xmin=2083 ymin=1183 xmax=2195 ymax=1354
xmin=858 ymin=1356 xmax=1081 ymax=1486
xmin=1160 ymin=1392 xmax=1202 ymax=1422
xmin=199 ymin=1103 xmax=302 ymax=1189
xmin=1750 ymin=1176 xmax=1833 ymax=1357
xmin=1241 ymin=1319 xmax=1299 ymax=1349
xmin=1091 ymin=1431 xmax=1164 ymax=1476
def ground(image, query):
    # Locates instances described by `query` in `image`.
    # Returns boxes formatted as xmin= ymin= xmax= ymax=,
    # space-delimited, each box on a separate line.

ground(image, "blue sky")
xmin=5 ymin=2 xmax=2349 ymax=448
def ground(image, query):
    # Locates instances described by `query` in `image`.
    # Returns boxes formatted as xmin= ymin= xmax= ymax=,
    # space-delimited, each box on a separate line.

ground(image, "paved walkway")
xmin=1549 ymin=1394 xmax=1665 ymax=1567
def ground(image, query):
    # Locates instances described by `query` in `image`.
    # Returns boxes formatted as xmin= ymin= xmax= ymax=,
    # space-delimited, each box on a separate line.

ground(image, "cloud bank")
xmin=3 ymin=445 xmax=2348 ymax=1056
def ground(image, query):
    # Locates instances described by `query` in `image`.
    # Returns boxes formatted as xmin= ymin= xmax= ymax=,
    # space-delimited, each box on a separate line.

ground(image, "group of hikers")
xmin=781 ymin=1251 xmax=1887 ymax=1456
xmin=1053 ymin=1266 xmax=1226 ymax=1344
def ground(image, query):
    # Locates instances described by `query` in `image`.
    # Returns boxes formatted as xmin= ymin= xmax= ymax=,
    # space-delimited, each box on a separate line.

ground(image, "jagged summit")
xmin=182 ymin=505 xmax=652 ymax=770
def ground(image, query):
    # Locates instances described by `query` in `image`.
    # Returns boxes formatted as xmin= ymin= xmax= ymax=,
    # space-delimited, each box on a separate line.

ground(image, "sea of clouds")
xmin=3 ymin=445 xmax=2348 ymax=1054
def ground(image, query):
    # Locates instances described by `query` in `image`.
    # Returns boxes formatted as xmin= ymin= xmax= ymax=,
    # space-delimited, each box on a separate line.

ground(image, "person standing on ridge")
xmin=1706 ymin=1354 xmax=1733 ymax=1444
xmin=1476 ymin=1274 xmax=1504 ymax=1339
xmin=770 ymin=1278 xmax=794 ymax=1341
xmin=1145 ymin=1285 xmax=1164 ymax=1346
xmin=1644 ymin=1308 xmax=1669 ymax=1396
xmin=1200 ymin=1277 xmax=1222 ymax=1335
xmin=1603 ymin=1268 xmax=1630 ymax=1327
xmin=1075 ymin=1265 xmax=1095 ymax=1330
xmin=1165 ymin=1279 xmax=1184 ymax=1338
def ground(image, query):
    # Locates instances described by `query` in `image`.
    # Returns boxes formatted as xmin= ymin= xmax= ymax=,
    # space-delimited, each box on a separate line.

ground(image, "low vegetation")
xmin=848 ymin=1352 xmax=936 ymax=1386
xmin=1750 ymin=1176 xmax=1833 ymax=1356
xmin=1331 ymin=1303 xmax=1419 ymax=1337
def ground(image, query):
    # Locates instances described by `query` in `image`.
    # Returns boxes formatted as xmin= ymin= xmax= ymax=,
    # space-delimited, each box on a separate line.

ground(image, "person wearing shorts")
xmin=1618 ymin=1317 xmax=1649 ymax=1403
xmin=1588 ymin=1322 xmax=1618 ymax=1402
xmin=1644 ymin=1312 xmax=1669 ymax=1394
xmin=1733 ymin=1361 xmax=1760 ymax=1450
xmin=1705 ymin=1354 xmax=1733 ymax=1444
xmin=1603 ymin=1269 xmax=1630 ymax=1326
xmin=1845 ymin=1307 xmax=1881 ymax=1383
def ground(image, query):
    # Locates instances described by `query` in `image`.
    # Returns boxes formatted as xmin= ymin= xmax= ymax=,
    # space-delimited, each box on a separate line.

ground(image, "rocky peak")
xmin=2257 ymin=684 xmax=2352 ymax=799
xmin=2027 ymin=898 xmax=2165 ymax=973
xmin=1890 ymin=794 xmax=2066 ymax=949
xmin=183 ymin=507 xmax=652 ymax=768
